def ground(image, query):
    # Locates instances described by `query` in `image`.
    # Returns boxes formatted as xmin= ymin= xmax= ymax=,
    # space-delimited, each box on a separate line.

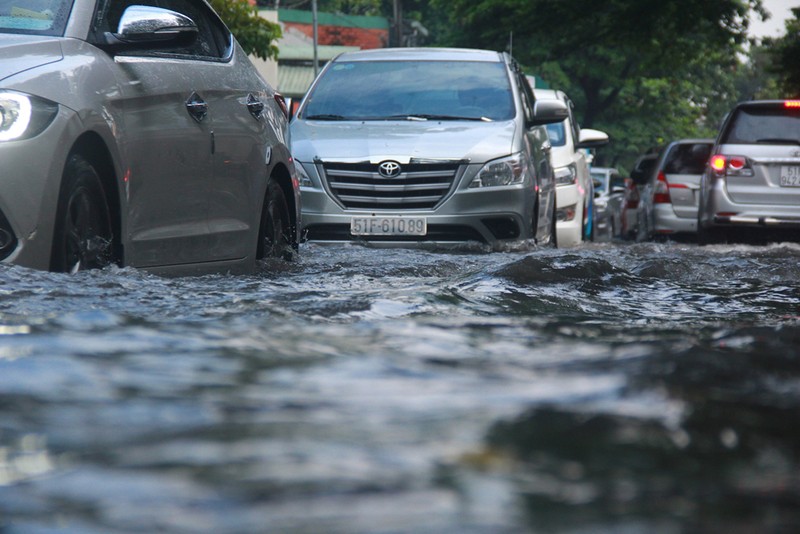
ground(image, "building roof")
xmin=277 ymin=8 xmax=389 ymax=30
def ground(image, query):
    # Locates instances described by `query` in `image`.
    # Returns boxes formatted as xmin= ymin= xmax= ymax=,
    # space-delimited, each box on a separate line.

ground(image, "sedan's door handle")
xmin=185 ymin=92 xmax=208 ymax=122
xmin=246 ymin=93 xmax=264 ymax=119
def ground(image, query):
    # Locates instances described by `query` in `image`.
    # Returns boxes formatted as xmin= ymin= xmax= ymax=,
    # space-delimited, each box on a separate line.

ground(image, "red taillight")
xmin=710 ymin=154 xmax=752 ymax=177
xmin=785 ymin=100 xmax=800 ymax=108
xmin=728 ymin=156 xmax=747 ymax=170
xmin=710 ymin=154 xmax=727 ymax=173
xmin=653 ymin=170 xmax=671 ymax=204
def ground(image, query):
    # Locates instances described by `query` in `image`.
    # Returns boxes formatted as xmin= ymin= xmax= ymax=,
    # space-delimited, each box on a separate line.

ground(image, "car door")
xmin=97 ymin=0 xmax=216 ymax=267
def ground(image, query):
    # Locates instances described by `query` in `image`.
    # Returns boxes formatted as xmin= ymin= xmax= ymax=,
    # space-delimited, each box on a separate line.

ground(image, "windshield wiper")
xmin=755 ymin=138 xmax=800 ymax=145
xmin=304 ymin=114 xmax=348 ymax=121
xmin=382 ymin=114 xmax=493 ymax=122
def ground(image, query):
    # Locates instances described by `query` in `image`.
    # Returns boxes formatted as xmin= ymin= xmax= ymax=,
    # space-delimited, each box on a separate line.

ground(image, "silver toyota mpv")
xmin=290 ymin=48 xmax=568 ymax=249
xmin=698 ymin=100 xmax=800 ymax=244
xmin=0 ymin=0 xmax=300 ymax=274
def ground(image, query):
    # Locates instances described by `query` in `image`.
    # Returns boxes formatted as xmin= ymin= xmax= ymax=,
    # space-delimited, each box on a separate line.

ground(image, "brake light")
xmin=785 ymin=100 xmax=800 ymax=108
xmin=710 ymin=155 xmax=727 ymax=173
xmin=709 ymin=154 xmax=753 ymax=177
xmin=653 ymin=170 xmax=671 ymax=204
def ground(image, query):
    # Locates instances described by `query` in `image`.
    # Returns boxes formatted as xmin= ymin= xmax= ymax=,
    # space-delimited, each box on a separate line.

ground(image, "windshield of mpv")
xmin=301 ymin=60 xmax=515 ymax=122
xmin=723 ymin=105 xmax=800 ymax=145
xmin=0 ymin=0 xmax=72 ymax=35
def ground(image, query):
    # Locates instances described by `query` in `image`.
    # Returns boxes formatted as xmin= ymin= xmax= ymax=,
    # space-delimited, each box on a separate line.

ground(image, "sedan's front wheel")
xmin=258 ymin=179 xmax=293 ymax=261
xmin=50 ymin=154 xmax=116 ymax=273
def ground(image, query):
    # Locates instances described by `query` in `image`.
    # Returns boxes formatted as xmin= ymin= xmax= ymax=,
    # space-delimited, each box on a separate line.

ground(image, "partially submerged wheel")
xmin=50 ymin=154 xmax=115 ymax=273
xmin=258 ymin=179 xmax=293 ymax=261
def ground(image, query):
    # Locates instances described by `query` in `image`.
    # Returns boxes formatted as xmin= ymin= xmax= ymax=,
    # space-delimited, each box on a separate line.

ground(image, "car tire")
xmin=258 ymin=179 xmax=293 ymax=261
xmin=551 ymin=199 xmax=558 ymax=248
xmin=50 ymin=154 xmax=116 ymax=273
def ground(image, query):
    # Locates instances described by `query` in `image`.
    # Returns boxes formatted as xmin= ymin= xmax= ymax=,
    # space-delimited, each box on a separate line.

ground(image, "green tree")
xmin=429 ymin=0 xmax=767 ymax=170
xmin=210 ymin=0 xmax=282 ymax=60
xmin=766 ymin=7 xmax=800 ymax=97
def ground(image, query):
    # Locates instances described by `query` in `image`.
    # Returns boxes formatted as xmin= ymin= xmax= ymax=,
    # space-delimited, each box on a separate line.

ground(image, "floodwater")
xmin=0 ymin=240 xmax=798 ymax=533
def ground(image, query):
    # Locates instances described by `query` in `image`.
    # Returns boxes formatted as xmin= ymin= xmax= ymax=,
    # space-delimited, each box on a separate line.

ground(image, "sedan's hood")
xmin=0 ymin=34 xmax=63 ymax=82
xmin=291 ymin=119 xmax=516 ymax=164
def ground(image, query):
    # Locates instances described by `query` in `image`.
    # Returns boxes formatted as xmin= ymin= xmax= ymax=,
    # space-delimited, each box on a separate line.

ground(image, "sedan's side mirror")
xmin=576 ymin=128 xmax=609 ymax=149
xmin=101 ymin=6 xmax=198 ymax=50
xmin=528 ymin=99 xmax=569 ymax=126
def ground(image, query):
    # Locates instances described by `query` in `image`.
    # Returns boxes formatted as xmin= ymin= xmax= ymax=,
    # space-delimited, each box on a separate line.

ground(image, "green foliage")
xmin=429 ymin=0 xmax=771 ymax=171
xmin=209 ymin=0 xmax=282 ymax=60
xmin=766 ymin=7 xmax=800 ymax=97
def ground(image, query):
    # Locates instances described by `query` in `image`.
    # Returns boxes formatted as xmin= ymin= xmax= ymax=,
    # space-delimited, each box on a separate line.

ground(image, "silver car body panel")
xmin=0 ymin=0 xmax=300 ymax=273
xmin=292 ymin=47 xmax=557 ymax=248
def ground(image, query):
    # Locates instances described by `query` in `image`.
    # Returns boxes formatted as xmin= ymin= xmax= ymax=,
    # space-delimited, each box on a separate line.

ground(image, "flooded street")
xmin=1 ymin=240 xmax=799 ymax=533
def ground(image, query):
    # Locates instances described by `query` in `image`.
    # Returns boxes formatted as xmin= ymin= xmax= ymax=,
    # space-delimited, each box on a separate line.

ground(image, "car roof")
xmin=332 ymin=47 xmax=506 ymax=63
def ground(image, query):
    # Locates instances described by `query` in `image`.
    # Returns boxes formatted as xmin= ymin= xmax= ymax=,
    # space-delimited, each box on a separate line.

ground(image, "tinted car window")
xmin=663 ymin=143 xmax=712 ymax=174
xmin=723 ymin=105 xmax=800 ymax=144
xmin=302 ymin=60 xmax=515 ymax=121
xmin=0 ymin=0 xmax=72 ymax=35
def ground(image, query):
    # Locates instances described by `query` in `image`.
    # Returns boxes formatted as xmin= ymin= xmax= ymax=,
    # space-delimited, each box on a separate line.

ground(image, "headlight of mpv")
xmin=0 ymin=91 xmax=59 ymax=142
xmin=469 ymin=153 xmax=528 ymax=188
xmin=554 ymin=163 xmax=577 ymax=186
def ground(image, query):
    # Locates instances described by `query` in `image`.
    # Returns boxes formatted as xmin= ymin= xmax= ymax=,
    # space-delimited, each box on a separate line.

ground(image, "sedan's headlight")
xmin=554 ymin=163 xmax=577 ymax=186
xmin=0 ymin=91 xmax=58 ymax=141
xmin=469 ymin=153 xmax=527 ymax=188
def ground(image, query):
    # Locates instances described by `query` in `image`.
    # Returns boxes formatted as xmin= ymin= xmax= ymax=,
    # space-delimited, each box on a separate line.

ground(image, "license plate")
xmin=780 ymin=166 xmax=800 ymax=187
xmin=350 ymin=216 xmax=427 ymax=236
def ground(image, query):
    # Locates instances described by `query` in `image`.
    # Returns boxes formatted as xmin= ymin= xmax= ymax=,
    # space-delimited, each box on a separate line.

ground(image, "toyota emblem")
xmin=378 ymin=161 xmax=402 ymax=178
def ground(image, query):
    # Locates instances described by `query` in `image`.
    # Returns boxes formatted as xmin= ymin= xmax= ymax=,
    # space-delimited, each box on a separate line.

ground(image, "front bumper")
xmin=0 ymin=105 xmax=77 ymax=270
xmin=299 ymin=170 xmax=537 ymax=246
xmin=702 ymin=179 xmax=800 ymax=229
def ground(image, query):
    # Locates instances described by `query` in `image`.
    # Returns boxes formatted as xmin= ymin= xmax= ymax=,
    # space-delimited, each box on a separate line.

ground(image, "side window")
xmin=96 ymin=0 xmax=231 ymax=60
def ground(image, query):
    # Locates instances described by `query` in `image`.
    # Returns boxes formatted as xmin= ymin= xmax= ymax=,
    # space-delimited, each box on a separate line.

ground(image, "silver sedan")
xmin=0 ymin=0 xmax=300 ymax=274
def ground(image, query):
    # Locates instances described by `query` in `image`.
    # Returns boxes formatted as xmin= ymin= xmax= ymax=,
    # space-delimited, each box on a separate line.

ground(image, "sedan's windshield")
xmin=301 ymin=59 xmax=515 ymax=122
xmin=0 ymin=0 xmax=72 ymax=35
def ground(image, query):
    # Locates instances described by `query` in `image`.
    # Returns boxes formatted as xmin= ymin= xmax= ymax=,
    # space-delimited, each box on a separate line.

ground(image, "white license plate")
xmin=780 ymin=166 xmax=800 ymax=187
xmin=350 ymin=216 xmax=427 ymax=236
